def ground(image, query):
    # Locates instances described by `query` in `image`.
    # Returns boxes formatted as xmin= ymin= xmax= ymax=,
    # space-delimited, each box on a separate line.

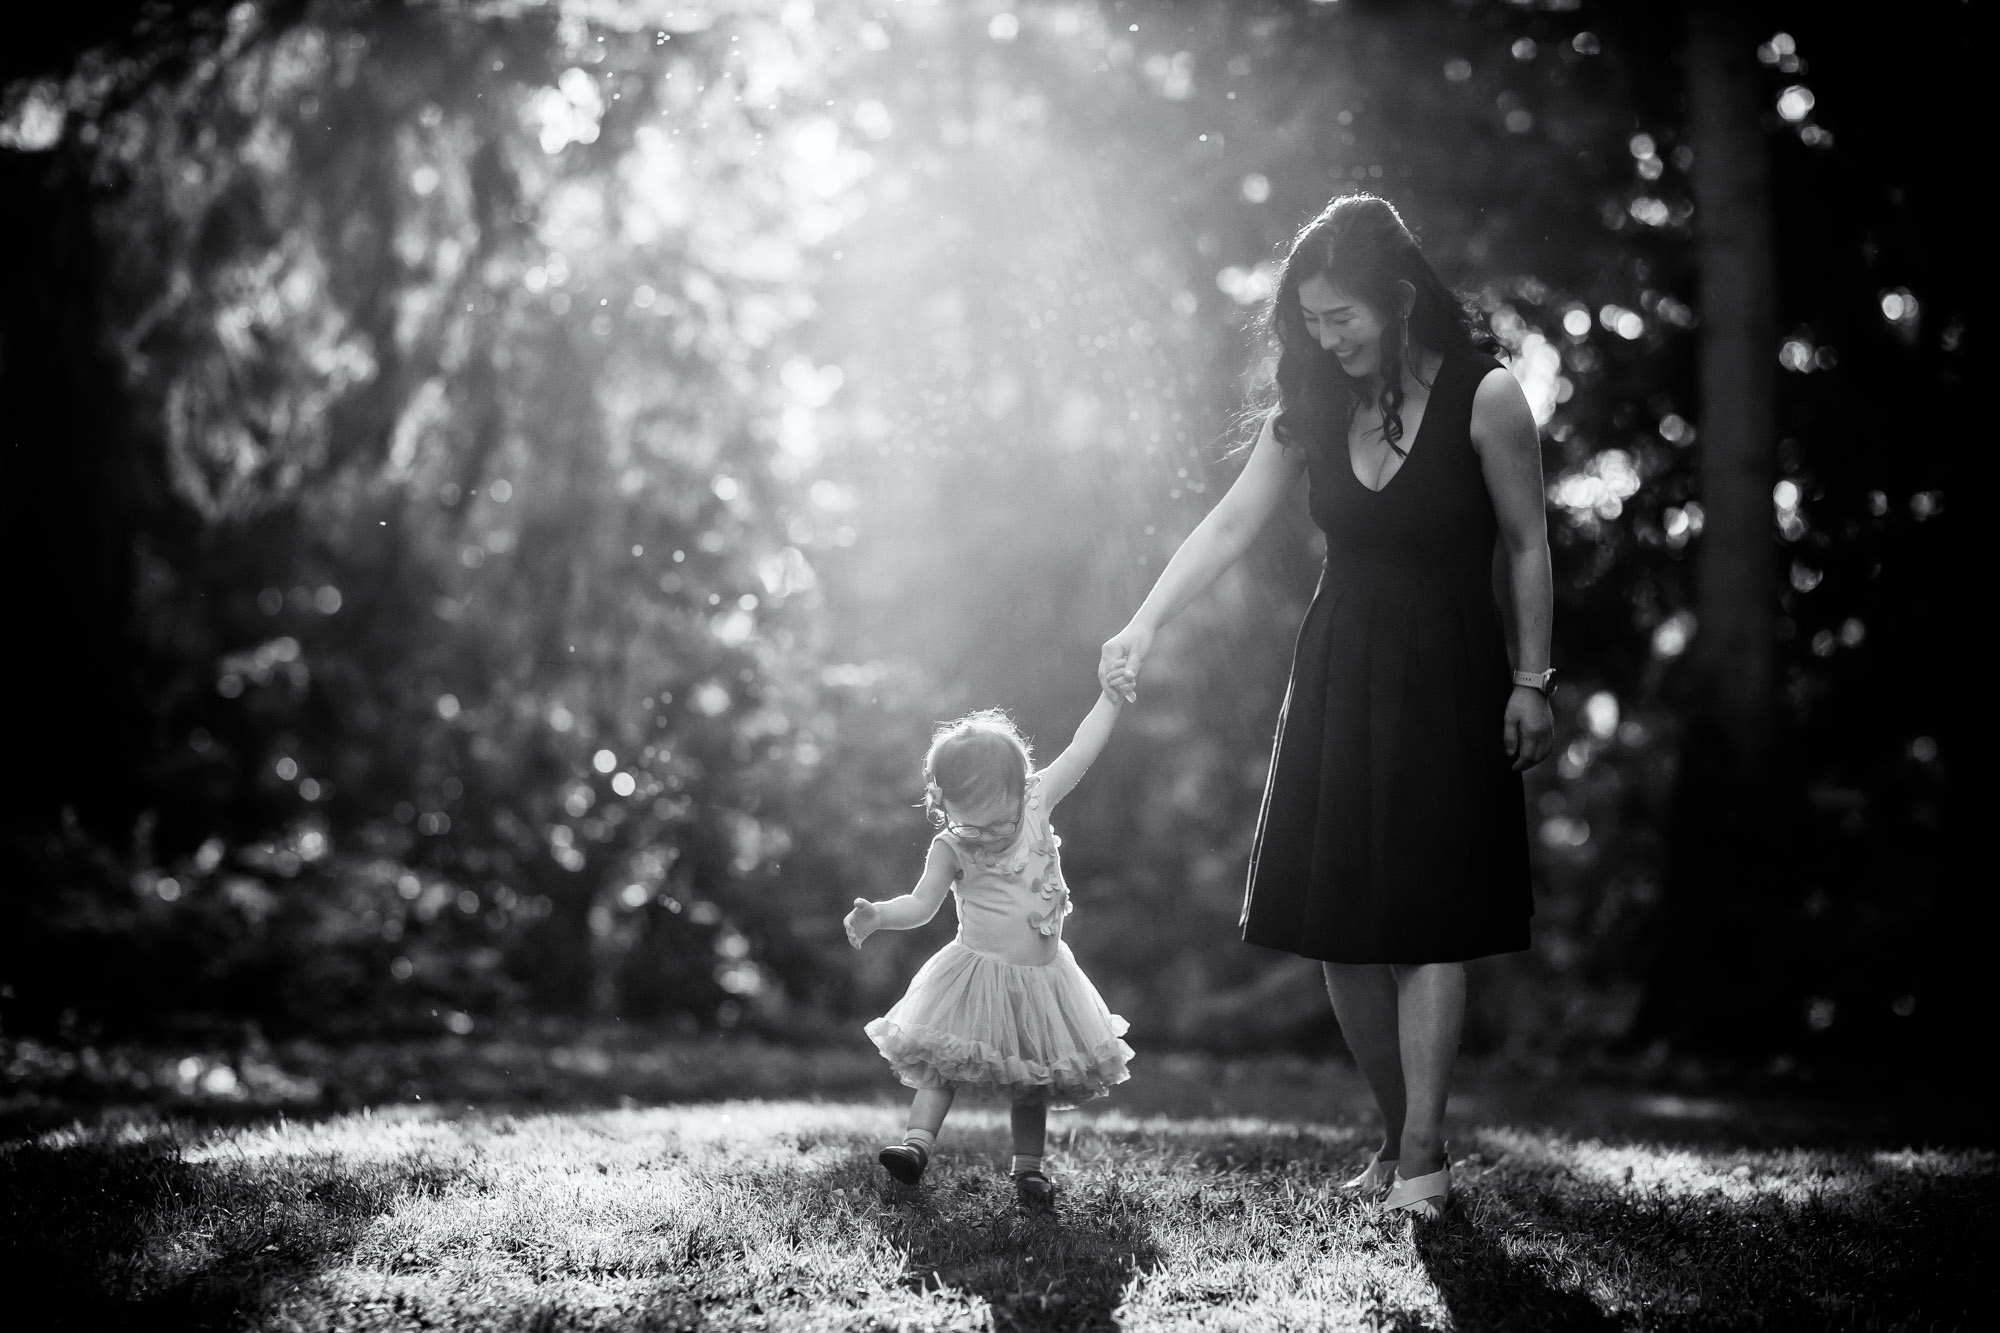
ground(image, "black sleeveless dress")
xmin=1241 ymin=352 xmax=1532 ymax=963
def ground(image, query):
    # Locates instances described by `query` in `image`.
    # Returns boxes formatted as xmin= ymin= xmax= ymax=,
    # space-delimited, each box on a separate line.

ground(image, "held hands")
xmin=1504 ymin=688 xmax=1555 ymax=772
xmin=843 ymin=898 xmax=881 ymax=949
xmin=1097 ymin=623 xmax=1154 ymax=703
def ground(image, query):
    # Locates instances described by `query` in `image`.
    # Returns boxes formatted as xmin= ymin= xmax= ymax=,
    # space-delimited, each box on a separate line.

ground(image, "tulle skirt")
xmin=865 ymin=939 xmax=1133 ymax=1108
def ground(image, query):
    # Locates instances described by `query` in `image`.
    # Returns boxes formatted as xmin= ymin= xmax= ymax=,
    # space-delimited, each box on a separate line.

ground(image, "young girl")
xmin=843 ymin=696 xmax=1131 ymax=1207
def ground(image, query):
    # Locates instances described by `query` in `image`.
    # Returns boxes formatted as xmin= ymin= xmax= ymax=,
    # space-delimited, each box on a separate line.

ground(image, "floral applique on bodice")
xmin=941 ymin=774 xmax=1073 ymax=960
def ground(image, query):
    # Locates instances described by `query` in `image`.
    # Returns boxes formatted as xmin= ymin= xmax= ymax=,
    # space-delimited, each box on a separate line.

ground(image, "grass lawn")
xmin=2 ymin=1041 xmax=1992 ymax=1331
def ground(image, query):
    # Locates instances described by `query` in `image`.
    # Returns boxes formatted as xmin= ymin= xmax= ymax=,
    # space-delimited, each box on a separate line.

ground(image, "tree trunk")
xmin=1686 ymin=2 xmax=1779 ymax=792
xmin=1633 ymin=3 xmax=1784 ymax=1052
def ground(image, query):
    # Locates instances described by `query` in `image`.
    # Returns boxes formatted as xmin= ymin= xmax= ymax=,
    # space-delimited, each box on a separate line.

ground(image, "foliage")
xmin=0 ymin=0 xmax=1974 ymax=1063
xmin=5 ymin=0 xmax=891 ymax=1037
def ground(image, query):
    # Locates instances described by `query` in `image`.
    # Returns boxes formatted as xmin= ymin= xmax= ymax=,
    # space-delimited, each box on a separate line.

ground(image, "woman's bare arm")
xmin=1099 ymin=415 xmax=1305 ymax=697
xmin=1471 ymin=367 xmax=1556 ymax=770
xmin=1470 ymin=369 xmax=1553 ymax=674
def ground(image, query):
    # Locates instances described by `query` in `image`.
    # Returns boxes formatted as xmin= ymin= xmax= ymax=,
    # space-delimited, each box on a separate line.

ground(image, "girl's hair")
xmin=922 ymin=708 xmax=1032 ymax=828
xmin=1264 ymin=193 xmax=1497 ymax=461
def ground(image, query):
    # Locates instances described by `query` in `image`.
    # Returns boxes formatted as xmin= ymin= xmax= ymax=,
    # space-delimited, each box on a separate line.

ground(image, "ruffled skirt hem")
xmin=865 ymin=940 xmax=1133 ymax=1108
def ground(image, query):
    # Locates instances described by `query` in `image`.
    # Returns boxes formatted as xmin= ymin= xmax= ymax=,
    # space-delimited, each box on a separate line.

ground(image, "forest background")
xmin=2 ymin=0 xmax=1979 ymax=1093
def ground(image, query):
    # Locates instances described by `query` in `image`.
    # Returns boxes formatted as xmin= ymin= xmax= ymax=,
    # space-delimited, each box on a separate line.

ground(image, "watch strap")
xmin=1512 ymin=669 xmax=1556 ymax=696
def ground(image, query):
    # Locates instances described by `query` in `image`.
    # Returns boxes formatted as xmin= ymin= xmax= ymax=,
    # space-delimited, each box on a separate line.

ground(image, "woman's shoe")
xmin=1013 ymin=1169 xmax=1056 ymax=1209
xmin=1342 ymin=1148 xmax=1399 ymax=1197
xmin=879 ymin=1142 xmax=929 ymax=1185
xmin=1381 ymin=1159 xmax=1451 ymax=1221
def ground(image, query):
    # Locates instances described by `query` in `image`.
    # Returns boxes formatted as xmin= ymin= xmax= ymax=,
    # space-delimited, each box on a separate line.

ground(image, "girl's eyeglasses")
xmin=945 ymin=815 xmax=1020 ymax=841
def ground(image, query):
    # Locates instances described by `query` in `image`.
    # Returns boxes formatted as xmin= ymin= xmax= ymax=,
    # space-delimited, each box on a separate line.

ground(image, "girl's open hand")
xmin=1098 ymin=624 xmax=1153 ymax=703
xmin=843 ymin=898 xmax=881 ymax=949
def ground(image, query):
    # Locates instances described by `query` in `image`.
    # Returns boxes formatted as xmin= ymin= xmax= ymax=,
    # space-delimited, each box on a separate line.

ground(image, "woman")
xmin=1099 ymin=194 xmax=1554 ymax=1219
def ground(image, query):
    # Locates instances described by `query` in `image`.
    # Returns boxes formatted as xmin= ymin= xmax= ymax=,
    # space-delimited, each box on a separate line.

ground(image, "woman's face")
xmin=1297 ymin=274 xmax=1392 ymax=381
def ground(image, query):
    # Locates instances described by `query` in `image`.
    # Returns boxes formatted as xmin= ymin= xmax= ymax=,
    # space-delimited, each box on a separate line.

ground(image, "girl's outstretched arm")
xmin=1035 ymin=693 xmax=1123 ymax=810
xmin=844 ymin=839 xmax=958 ymax=947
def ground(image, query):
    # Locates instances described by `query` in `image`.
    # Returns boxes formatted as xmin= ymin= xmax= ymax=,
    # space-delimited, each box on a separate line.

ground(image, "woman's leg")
xmin=1322 ymin=962 xmax=1406 ymax=1159
xmin=1390 ymin=962 xmax=1465 ymax=1177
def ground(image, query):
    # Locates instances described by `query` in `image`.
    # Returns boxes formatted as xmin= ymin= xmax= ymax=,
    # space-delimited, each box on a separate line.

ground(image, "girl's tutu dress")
xmin=866 ymin=775 xmax=1133 ymax=1108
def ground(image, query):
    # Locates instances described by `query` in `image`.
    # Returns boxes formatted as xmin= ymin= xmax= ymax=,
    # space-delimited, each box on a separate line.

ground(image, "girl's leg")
xmin=1390 ymin=962 xmax=1465 ymax=1177
xmin=1322 ymin=962 xmax=1407 ymax=1160
xmin=881 ymin=1084 xmax=953 ymax=1183
xmin=905 ymin=1085 xmax=955 ymax=1151
xmin=1010 ymin=1094 xmax=1055 ymax=1206
xmin=1008 ymin=1096 xmax=1047 ymax=1174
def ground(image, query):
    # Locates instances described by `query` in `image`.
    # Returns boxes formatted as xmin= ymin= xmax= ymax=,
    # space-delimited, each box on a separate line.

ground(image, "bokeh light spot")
xmin=0 ymin=80 xmax=66 ymax=151
xmin=1652 ymin=611 xmax=1695 ymax=659
xmin=1584 ymin=691 xmax=1620 ymax=740
xmin=1776 ymin=85 xmax=1815 ymax=123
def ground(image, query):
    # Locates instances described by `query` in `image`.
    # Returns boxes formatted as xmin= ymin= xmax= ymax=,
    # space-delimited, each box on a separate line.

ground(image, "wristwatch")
xmin=1512 ymin=668 xmax=1557 ymax=698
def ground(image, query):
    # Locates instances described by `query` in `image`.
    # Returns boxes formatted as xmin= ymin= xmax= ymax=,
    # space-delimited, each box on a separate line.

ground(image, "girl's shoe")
xmin=1380 ymin=1159 xmax=1451 ymax=1221
xmin=1342 ymin=1148 xmax=1399 ymax=1197
xmin=879 ymin=1142 xmax=929 ymax=1185
xmin=1013 ymin=1169 xmax=1055 ymax=1209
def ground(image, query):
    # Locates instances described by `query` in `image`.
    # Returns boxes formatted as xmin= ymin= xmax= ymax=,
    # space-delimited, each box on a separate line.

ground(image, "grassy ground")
xmin=2 ymin=1039 xmax=1992 ymax=1331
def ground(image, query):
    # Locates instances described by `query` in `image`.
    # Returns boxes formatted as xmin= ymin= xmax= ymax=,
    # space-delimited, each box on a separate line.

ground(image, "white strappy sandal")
xmin=1380 ymin=1156 xmax=1451 ymax=1220
xmin=1342 ymin=1148 xmax=1399 ymax=1197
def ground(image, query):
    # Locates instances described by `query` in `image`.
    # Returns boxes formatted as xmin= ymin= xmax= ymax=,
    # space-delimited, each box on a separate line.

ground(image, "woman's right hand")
xmin=1098 ymin=623 xmax=1154 ymax=703
xmin=843 ymin=898 xmax=880 ymax=949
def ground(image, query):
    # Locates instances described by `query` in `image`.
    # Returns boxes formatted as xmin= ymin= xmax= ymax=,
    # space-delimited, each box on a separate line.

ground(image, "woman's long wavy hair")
xmin=1265 ymin=194 xmax=1497 ymax=460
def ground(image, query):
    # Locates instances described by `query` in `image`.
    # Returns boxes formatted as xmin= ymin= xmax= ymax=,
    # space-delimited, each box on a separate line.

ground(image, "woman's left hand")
xmin=1503 ymin=688 xmax=1555 ymax=772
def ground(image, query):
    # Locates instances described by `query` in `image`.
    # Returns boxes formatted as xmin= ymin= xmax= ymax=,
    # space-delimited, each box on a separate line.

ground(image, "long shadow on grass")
xmin=0 ymin=1128 xmax=468 ymax=1332
xmin=1408 ymin=1142 xmax=1998 ymax=1331
xmin=885 ymin=1175 xmax=1158 ymax=1333
xmin=754 ymin=1147 xmax=1158 ymax=1333
xmin=1408 ymin=1217 xmax=1623 ymax=1333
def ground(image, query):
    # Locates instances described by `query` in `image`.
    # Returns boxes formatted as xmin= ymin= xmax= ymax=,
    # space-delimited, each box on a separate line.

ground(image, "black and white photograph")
xmin=2 ymin=0 xmax=1985 ymax=1328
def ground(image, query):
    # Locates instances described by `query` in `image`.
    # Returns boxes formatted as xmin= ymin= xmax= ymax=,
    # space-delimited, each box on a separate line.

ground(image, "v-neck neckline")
xmin=1347 ymin=355 xmax=1450 ymax=495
